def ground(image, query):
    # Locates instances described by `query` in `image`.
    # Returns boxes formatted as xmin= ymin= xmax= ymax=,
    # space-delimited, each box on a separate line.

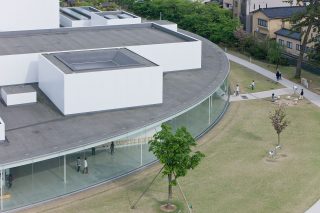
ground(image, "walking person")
xmin=299 ymin=89 xmax=304 ymax=100
xmin=76 ymin=156 xmax=81 ymax=172
xmin=276 ymin=70 xmax=280 ymax=81
xmin=110 ymin=142 xmax=115 ymax=155
xmin=271 ymin=93 xmax=275 ymax=102
xmin=251 ymin=80 xmax=255 ymax=90
xmin=235 ymin=84 xmax=240 ymax=96
xmin=83 ymin=157 xmax=88 ymax=174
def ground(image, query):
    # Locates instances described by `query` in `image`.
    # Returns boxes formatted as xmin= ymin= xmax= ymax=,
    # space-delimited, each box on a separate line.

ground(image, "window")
xmin=296 ymin=44 xmax=301 ymax=51
xmin=235 ymin=1 xmax=238 ymax=7
xmin=258 ymin=19 xmax=268 ymax=27
xmin=287 ymin=41 xmax=292 ymax=49
xmin=279 ymin=39 xmax=284 ymax=46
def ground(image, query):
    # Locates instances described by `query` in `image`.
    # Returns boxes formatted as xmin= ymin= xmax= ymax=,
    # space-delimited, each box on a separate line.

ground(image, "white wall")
xmin=159 ymin=24 xmax=178 ymax=32
xmin=38 ymin=55 xmax=65 ymax=113
xmin=0 ymin=54 xmax=40 ymax=86
xmin=0 ymin=89 xmax=36 ymax=106
xmin=247 ymin=0 xmax=297 ymax=14
xmin=60 ymin=14 xmax=91 ymax=27
xmin=0 ymin=0 xmax=59 ymax=31
xmin=128 ymin=40 xmax=202 ymax=72
xmin=63 ymin=66 xmax=163 ymax=115
xmin=0 ymin=117 xmax=5 ymax=141
xmin=91 ymin=13 xmax=141 ymax=26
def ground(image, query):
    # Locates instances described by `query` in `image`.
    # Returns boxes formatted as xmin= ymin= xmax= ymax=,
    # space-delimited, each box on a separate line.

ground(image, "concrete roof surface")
xmin=0 ymin=23 xmax=188 ymax=56
xmin=0 ymin=30 xmax=229 ymax=166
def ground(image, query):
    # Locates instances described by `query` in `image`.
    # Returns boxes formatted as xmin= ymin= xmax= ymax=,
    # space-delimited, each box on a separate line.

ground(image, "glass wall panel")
xmin=3 ymin=78 xmax=230 ymax=211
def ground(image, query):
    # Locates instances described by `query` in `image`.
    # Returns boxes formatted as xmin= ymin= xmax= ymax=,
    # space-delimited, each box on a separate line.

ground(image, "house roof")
xmin=254 ymin=6 xmax=306 ymax=19
xmin=275 ymin=28 xmax=301 ymax=41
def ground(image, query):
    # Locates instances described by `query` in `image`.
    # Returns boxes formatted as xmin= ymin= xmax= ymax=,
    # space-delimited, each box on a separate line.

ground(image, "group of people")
xmin=235 ymin=80 xmax=255 ymax=96
xmin=276 ymin=70 xmax=282 ymax=81
xmin=75 ymin=142 xmax=115 ymax=174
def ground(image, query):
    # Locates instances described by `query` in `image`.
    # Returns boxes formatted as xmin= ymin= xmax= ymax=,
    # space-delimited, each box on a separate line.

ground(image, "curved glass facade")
xmin=0 ymin=78 xmax=229 ymax=211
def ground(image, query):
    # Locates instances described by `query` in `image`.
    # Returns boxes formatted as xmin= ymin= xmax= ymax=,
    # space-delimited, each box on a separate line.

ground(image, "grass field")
xmin=229 ymin=62 xmax=284 ymax=94
xmin=227 ymin=50 xmax=320 ymax=95
xmin=24 ymin=97 xmax=320 ymax=213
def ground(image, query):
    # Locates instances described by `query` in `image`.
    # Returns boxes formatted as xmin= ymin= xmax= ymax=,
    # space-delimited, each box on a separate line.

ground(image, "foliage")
xmin=128 ymin=0 xmax=239 ymax=44
xmin=149 ymin=124 xmax=204 ymax=206
xmin=269 ymin=104 xmax=289 ymax=146
xmin=285 ymin=0 xmax=320 ymax=78
xmin=267 ymin=40 xmax=285 ymax=69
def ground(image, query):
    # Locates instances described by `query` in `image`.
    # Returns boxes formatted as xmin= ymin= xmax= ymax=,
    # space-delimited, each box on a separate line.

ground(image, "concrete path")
xmin=230 ymin=88 xmax=292 ymax=102
xmin=227 ymin=53 xmax=320 ymax=213
xmin=227 ymin=53 xmax=320 ymax=107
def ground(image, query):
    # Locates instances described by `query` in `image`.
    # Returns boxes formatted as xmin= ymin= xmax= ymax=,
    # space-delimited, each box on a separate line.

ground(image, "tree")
xmin=286 ymin=0 xmax=320 ymax=78
xmin=269 ymin=105 xmax=289 ymax=146
xmin=149 ymin=124 xmax=204 ymax=210
xmin=267 ymin=39 xmax=284 ymax=70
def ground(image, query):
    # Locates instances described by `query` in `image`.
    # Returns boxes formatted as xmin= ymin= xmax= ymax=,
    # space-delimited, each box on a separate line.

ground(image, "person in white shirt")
xmin=236 ymin=84 xmax=240 ymax=96
xmin=83 ymin=157 xmax=88 ymax=174
xmin=251 ymin=80 xmax=255 ymax=90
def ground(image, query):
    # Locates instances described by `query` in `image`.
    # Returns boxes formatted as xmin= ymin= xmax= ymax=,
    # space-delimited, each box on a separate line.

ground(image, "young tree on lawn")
xmin=267 ymin=39 xmax=284 ymax=70
xmin=149 ymin=124 xmax=204 ymax=210
xmin=269 ymin=105 xmax=289 ymax=146
xmin=285 ymin=0 xmax=320 ymax=78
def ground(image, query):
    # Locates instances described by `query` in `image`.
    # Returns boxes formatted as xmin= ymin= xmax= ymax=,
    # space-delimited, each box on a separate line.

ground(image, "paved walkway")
xmin=230 ymin=88 xmax=292 ymax=102
xmin=227 ymin=53 xmax=320 ymax=213
xmin=227 ymin=53 xmax=320 ymax=107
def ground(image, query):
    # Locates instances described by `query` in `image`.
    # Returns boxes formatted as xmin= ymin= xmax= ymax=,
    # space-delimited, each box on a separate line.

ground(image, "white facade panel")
xmin=63 ymin=66 xmax=163 ymax=115
xmin=127 ymin=41 xmax=202 ymax=72
xmin=38 ymin=56 xmax=65 ymax=113
xmin=0 ymin=0 xmax=59 ymax=31
xmin=60 ymin=14 xmax=91 ymax=27
xmin=0 ymin=54 xmax=39 ymax=86
xmin=91 ymin=13 xmax=141 ymax=26
xmin=1 ymin=89 xmax=36 ymax=106
xmin=0 ymin=117 xmax=4 ymax=141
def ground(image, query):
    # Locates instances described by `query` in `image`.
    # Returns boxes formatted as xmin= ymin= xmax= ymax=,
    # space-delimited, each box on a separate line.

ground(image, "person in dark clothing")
xmin=76 ymin=157 xmax=81 ymax=172
xmin=276 ymin=71 xmax=280 ymax=81
xmin=8 ymin=174 xmax=13 ymax=188
xmin=299 ymin=89 xmax=304 ymax=99
xmin=110 ymin=142 xmax=115 ymax=155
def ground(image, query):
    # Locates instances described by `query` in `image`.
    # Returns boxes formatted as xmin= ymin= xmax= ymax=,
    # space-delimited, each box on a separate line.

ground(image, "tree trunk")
xmin=277 ymin=133 xmax=280 ymax=146
xmin=167 ymin=173 xmax=173 ymax=205
xmin=295 ymin=23 xmax=313 ymax=79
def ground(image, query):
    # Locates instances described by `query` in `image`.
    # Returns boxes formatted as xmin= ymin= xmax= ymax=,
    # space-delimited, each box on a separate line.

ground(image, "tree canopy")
xmin=149 ymin=124 xmax=204 ymax=207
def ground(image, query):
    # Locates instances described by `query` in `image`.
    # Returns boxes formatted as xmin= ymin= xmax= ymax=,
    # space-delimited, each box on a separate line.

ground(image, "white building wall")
xmin=38 ymin=56 xmax=65 ymax=113
xmin=60 ymin=15 xmax=91 ymax=27
xmin=63 ymin=66 xmax=163 ymax=115
xmin=246 ymin=0 xmax=297 ymax=14
xmin=0 ymin=0 xmax=59 ymax=31
xmin=127 ymin=41 xmax=202 ymax=72
xmin=1 ymin=89 xmax=36 ymax=106
xmin=0 ymin=54 xmax=39 ymax=86
xmin=91 ymin=13 xmax=141 ymax=26
xmin=0 ymin=117 xmax=5 ymax=141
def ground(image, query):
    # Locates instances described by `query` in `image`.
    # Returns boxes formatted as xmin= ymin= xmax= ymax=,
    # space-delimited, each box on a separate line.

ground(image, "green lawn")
xmin=26 ymin=98 xmax=320 ymax=213
xmin=229 ymin=61 xmax=284 ymax=94
xmin=227 ymin=49 xmax=320 ymax=95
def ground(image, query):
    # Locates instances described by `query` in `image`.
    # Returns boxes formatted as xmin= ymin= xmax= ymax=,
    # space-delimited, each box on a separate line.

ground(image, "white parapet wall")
xmin=0 ymin=117 xmax=5 ymax=141
xmin=1 ymin=85 xmax=37 ymax=106
xmin=91 ymin=12 xmax=142 ymax=26
xmin=127 ymin=40 xmax=202 ymax=72
xmin=38 ymin=54 xmax=163 ymax=115
xmin=0 ymin=53 xmax=40 ymax=86
xmin=60 ymin=14 xmax=91 ymax=27
xmin=0 ymin=0 xmax=59 ymax=31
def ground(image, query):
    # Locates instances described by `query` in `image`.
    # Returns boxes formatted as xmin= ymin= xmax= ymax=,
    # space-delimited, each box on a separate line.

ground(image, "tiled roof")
xmin=255 ymin=6 xmax=306 ymax=19
xmin=275 ymin=28 xmax=301 ymax=40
